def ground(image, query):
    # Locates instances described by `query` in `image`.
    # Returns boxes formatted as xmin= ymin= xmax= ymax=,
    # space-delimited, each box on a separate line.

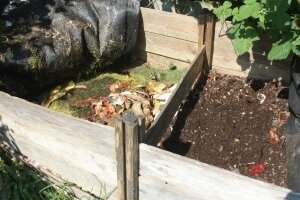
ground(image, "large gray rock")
xmin=0 ymin=0 xmax=140 ymax=91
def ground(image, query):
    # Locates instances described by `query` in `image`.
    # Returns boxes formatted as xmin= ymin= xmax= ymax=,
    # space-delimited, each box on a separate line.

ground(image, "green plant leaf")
xmin=223 ymin=1 xmax=232 ymax=8
xmin=266 ymin=0 xmax=292 ymax=12
xmin=213 ymin=1 xmax=233 ymax=22
xmin=227 ymin=23 xmax=243 ymax=38
xmin=271 ymin=12 xmax=291 ymax=31
xmin=233 ymin=38 xmax=253 ymax=55
xmin=292 ymin=45 xmax=300 ymax=56
xmin=268 ymin=40 xmax=292 ymax=60
xmin=292 ymin=36 xmax=300 ymax=46
xmin=244 ymin=0 xmax=257 ymax=4
xmin=233 ymin=3 xmax=262 ymax=21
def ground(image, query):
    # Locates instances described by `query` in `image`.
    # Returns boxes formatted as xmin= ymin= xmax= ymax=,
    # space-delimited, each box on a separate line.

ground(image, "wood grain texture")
xmin=213 ymin=57 xmax=290 ymax=83
xmin=0 ymin=92 xmax=117 ymax=197
xmin=115 ymin=118 xmax=126 ymax=200
xmin=140 ymin=7 xmax=198 ymax=42
xmin=213 ymin=21 xmax=291 ymax=81
xmin=205 ymin=14 xmax=215 ymax=69
xmin=139 ymin=143 xmax=300 ymax=200
xmin=198 ymin=15 xmax=206 ymax=49
xmin=145 ymin=45 xmax=206 ymax=146
xmin=138 ymin=116 xmax=146 ymax=143
xmin=137 ymin=51 xmax=191 ymax=69
xmin=138 ymin=31 xmax=198 ymax=62
xmin=123 ymin=117 xmax=139 ymax=200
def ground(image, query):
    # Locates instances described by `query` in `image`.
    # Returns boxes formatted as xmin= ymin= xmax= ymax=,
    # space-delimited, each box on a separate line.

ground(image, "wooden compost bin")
xmin=212 ymin=21 xmax=292 ymax=82
xmin=0 ymin=7 xmax=299 ymax=200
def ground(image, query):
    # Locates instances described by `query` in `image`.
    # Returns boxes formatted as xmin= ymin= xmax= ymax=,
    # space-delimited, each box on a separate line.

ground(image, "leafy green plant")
xmin=213 ymin=0 xmax=300 ymax=60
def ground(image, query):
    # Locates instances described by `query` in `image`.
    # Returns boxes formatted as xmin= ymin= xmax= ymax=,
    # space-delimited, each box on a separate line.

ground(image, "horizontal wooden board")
xmin=213 ymin=57 xmax=290 ymax=82
xmin=138 ymin=51 xmax=190 ymax=69
xmin=213 ymin=21 xmax=291 ymax=81
xmin=140 ymin=176 xmax=201 ymax=200
xmin=140 ymin=7 xmax=199 ymax=42
xmin=139 ymin=143 xmax=300 ymax=200
xmin=214 ymin=21 xmax=292 ymax=67
xmin=0 ymin=92 xmax=117 ymax=197
xmin=138 ymin=31 xmax=198 ymax=63
xmin=145 ymin=45 xmax=205 ymax=145
xmin=214 ymin=43 xmax=292 ymax=70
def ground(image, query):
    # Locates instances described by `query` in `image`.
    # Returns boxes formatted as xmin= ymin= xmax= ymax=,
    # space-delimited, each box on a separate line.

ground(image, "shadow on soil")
xmin=162 ymin=71 xmax=208 ymax=155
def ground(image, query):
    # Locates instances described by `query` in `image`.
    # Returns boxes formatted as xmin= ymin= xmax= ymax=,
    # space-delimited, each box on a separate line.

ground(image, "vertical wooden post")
xmin=116 ymin=112 xmax=144 ymax=200
xmin=123 ymin=112 xmax=139 ymax=200
xmin=198 ymin=15 xmax=206 ymax=49
xmin=115 ymin=117 xmax=126 ymax=200
xmin=204 ymin=14 xmax=215 ymax=69
xmin=137 ymin=116 xmax=145 ymax=143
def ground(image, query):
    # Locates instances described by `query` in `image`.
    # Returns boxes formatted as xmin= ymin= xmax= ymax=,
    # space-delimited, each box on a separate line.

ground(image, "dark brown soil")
xmin=160 ymin=72 xmax=289 ymax=187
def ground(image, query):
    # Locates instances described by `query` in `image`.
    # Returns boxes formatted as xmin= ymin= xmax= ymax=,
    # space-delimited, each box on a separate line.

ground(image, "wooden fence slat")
xmin=115 ymin=117 xmax=126 ymax=200
xmin=140 ymin=143 xmax=300 ymax=200
xmin=137 ymin=116 xmax=146 ymax=143
xmin=145 ymin=45 xmax=206 ymax=146
xmin=137 ymin=51 xmax=191 ymax=69
xmin=140 ymin=7 xmax=199 ymax=42
xmin=198 ymin=15 xmax=206 ymax=49
xmin=205 ymin=14 xmax=215 ymax=69
xmin=138 ymin=31 xmax=198 ymax=63
xmin=0 ymin=92 xmax=117 ymax=197
xmin=123 ymin=113 xmax=139 ymax=200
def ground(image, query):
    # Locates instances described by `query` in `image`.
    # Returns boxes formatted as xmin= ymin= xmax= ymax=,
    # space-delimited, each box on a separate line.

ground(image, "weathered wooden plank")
xmin=123 ymin=115 xmax=139 ymax=200
xmin=213 ymin=21 xmax=292 ymax=67
xmin=198 ymin=15 xmax=206 ymax=49
xmin=138 ymin=116 xmax=146 ymax=143
xmin=213 ymin=42 xmax=292 ymax=69
xmin=213 ymin=57 xmax=290 ymax=82
xmin=140 ymin=143 xmax=300 ymax=200
xmin=115 ymin=118 xmax=126 ymax=200
xmin=205 ymin=14 xmax=215 ymax=69
xmin=138 ymin=31 xmax=198 ymax=62
xmin=137 ymin=51 xmax=190 ymax=69
xmin=139 ymin=176 xmax=201 ymax=200
xmin=140 ymin=7 xmax=199 ymax=42
xmin=0 ymin=92 xmax=117 ymax=197
xmin=144 ymin=45 xmax=206 ymax=146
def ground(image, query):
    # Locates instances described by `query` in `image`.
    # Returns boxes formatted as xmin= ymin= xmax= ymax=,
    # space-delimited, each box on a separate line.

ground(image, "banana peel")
xmin=43 ymin=81 xmax=86 ymax=107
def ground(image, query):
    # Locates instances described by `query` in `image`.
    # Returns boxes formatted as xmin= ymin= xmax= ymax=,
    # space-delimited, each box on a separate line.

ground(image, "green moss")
xmin=47 ymin=64 xmax=186 ymax=118
xmin=130 ymin=64 xmax=187 ymax=85
xmin=49 ymin=100 xmax=89 ymax=118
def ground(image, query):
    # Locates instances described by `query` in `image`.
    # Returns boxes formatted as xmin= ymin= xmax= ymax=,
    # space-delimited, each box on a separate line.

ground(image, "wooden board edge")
xmin=144 ymin=45 xmax=206 ymax=146
xmin=139 ymin=143 xmax=300 ymax=200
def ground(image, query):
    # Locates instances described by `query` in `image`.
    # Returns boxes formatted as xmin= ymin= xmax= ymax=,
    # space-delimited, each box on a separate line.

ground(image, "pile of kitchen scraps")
xmin=42 ymin=66 xmax=180 ymax=128
xmin=71 ymin=81 xmax=176 ymax=128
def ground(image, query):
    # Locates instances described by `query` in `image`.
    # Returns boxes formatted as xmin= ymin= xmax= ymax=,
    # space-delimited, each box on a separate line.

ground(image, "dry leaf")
xmin=50 ymin=85 xmax=62 ymax=96
xmin=109 ymin=82 xmax=128 ymax=93
xmin=269 ymin=127 xmax=279 ymax=144
xmin=147 ymin=81 xmax=167 ymax=93
xmin=131 ymin=101 xmax=144 ymax=116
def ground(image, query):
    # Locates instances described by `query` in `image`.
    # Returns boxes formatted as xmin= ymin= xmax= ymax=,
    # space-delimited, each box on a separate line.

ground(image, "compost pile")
xmin=44 ymin=79 xmax=177 ymax=128
xmin=162 ymin=72 xmax=289 ymax=187
xmin=0 ymin=0 xmax=140 ymax=95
